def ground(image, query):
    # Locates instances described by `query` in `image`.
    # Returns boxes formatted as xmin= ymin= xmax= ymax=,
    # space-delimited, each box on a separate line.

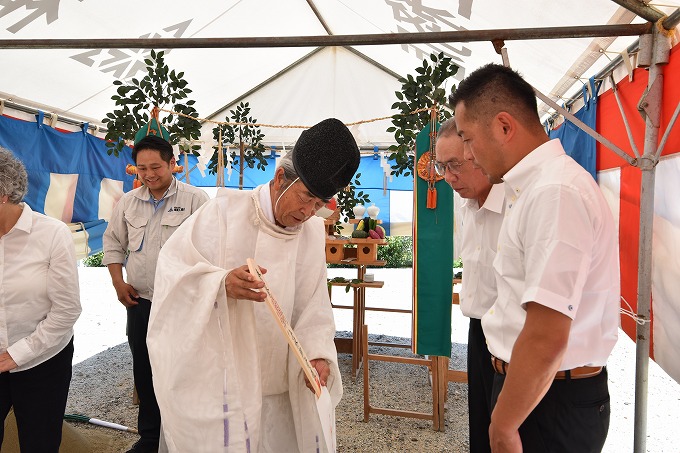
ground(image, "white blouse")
xmin=0 ymin=203 xmax=81 ymax=372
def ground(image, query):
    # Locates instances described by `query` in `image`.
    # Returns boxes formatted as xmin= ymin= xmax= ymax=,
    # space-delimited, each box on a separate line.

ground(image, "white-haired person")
xmin=0 ymin=147 xmax=82 ymax=452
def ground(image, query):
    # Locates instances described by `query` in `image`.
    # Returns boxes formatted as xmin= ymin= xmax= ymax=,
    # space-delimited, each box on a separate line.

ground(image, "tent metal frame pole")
xmin=610 ymin=0 xmax=666 ymax=22
xmin=655 ymin=101 xmax=680 ymax=158
xmin=544 ymin=39 xmax=640 ymax=124
xmin=664 ymin=8 xmax=680 ymax=29
xmin=532 ymin=87 xmax=636 ymax=165
xmin=0 ymin=98 xmax=100 ymax=133
xmin=306 ymin=0 xmax=333 ymax=35
xmin=544 ymin=6 xmax=678 ymax=121
xmin=609 ymin=74 xmax=642 ymax=158
xmin=0 ymin=23 xmax=652 ymax=50
xmin=633 ymin=23 xmax=671 ymax=453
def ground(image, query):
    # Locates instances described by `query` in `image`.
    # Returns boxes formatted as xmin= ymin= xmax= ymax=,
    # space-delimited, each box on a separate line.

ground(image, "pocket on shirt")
xmin=125 ymin=214 xmax=148 ymax=252
xmin=160 ymin=212 xmax=190 ymax=244
xmin=494 ymin=242 xmax=524 ymax=278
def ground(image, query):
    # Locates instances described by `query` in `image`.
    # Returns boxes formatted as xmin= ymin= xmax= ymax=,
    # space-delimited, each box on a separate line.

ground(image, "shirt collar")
xmin=502 ymin=139 xmax=565 ymax=200
xmin=133 ymin=177 xmax=177 ymax=202
xmin=483 ymin=183 xmax=505 ymax=214
xmin=13 ymin=203 xmax=34 ymax=234
xmin=461 ymin=183 xmax=505 ymax=214
xmin=258 ymin=183 xmax=275 ymax=223
xmin=253 ymin=184 xmax=302 ymax=237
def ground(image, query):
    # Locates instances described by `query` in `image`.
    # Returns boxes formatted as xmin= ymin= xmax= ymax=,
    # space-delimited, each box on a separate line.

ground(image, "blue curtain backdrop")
xmin=1 ymin=114 xmax=414 ymax=252
xmin=0 ymin=114 xmax=135 ymax=254
xmin=178 ymin=152 xmax=414 ymax=236
xmin=548 ymin=77 xmax=599 ymax=180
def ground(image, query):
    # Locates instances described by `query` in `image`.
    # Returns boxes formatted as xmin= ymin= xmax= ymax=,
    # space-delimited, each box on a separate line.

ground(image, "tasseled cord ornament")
xmin=416 ymin=104 xmax=443 ymax=209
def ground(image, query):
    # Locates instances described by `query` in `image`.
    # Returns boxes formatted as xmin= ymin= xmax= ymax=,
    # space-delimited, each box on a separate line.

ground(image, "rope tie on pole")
xmin=620 ymin=296 xmax=652 ymax=326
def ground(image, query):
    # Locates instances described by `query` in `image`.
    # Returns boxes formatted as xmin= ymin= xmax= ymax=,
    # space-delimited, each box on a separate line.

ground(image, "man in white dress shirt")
xmin=451 ymin=64 xmax=619 ymax=452
xmin=435 ymin=118 xmax=504 ymax=453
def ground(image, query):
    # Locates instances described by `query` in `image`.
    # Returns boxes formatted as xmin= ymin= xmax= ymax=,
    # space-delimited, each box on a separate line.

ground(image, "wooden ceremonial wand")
xmin=246 ymin=258 xmax=322 ymax=397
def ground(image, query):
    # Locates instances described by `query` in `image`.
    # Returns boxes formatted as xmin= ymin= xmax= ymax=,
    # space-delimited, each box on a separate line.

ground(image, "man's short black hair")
xmin=132 ymin=135 xmax=174 ymax=164
xmin=449 ymin=64 xmax=541 ymax=127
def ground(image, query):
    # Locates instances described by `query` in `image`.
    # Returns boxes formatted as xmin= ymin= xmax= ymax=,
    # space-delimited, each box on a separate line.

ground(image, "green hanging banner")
xmin=412 ymin=122 xmax=453 ymax=357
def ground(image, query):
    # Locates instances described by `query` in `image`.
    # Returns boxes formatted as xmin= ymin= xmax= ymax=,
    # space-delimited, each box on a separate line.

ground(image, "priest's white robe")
xmin=147 ymin=185 xmax=342 ymax=452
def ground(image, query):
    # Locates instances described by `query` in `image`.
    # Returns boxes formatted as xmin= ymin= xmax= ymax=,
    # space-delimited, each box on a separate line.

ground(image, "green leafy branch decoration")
xmin=102 ymin=50 xmax=201 ymax=156
xmin=335 ymin=172 xmax=370 ymax=234
xmin=387 ymin=52 xmax=459 ymax=176
xmin=208 ymin=102 xmax=268 ymax=190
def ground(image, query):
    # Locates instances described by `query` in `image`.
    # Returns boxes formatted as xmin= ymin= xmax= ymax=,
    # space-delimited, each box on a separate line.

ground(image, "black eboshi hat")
xmin=292 ymin=118 xmax=360 ymax=201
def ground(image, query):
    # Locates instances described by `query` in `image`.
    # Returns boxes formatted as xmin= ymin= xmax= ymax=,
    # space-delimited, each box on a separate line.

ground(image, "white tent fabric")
xmin=651 ymin=156 xmax=680 ymax=382
xmin=1 ymin=0 xmax=678 ymax=144
xmin=2 ymin=2 xmax=680 ymax=447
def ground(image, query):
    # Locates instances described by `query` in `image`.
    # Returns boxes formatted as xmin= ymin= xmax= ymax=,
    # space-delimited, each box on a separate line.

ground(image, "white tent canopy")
xmin=1 ymin=0 xmax=678 ymax=145
xmin=2 ymin=2 xmax=680 ymax=452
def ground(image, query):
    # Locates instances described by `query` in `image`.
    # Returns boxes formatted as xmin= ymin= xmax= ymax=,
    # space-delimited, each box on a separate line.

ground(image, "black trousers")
xmin=467 ymin=318 xmax=494 ymax=453
xmin=127 ymin=298 xmax=161 ymax=447
xmin=491 ymin=367 xmax=610 ymax=453
xmin=0 ymin=337 xmax=74 ymax=453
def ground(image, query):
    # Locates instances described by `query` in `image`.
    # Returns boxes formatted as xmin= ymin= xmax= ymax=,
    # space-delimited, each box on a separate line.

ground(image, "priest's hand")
xmin=225 ymin=264 xmax=267 ymax=302
xmin=305 ymin=358 xmax=331 ymax=393
xmin=0 ymin=351 xmax=18 ymax=372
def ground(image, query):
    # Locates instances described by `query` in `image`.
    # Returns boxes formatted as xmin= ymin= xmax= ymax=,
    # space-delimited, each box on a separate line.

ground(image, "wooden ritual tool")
xmin=246 ymin=258 xmax=322 ymax=397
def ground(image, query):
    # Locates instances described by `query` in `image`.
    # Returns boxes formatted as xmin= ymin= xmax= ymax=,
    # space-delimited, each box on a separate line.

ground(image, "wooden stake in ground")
xmin=246 ymin=258 xmax=322 ymax=397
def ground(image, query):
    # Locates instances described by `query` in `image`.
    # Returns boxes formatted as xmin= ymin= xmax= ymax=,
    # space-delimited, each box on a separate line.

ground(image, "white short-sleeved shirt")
xmin=459 ymin=183 xmax=505 ymax=319
xmin=482 ymin=139 xmax=620 ymax=370
xmin=1 ymin=203 xmax=82 ymax=371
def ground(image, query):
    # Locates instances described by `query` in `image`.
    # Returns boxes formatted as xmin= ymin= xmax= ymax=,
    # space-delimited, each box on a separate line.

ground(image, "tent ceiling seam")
xmin=203 ymin=47 xmax=324 ymax=122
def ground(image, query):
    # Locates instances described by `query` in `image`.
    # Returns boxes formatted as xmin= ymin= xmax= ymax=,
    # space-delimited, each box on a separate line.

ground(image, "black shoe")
xmin=124 ymin=439 xmax=159 ymax=453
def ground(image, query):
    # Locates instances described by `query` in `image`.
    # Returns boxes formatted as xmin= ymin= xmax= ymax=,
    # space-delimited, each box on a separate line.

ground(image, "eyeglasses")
xmin=434 ymin=160 xmax=466 ymax=176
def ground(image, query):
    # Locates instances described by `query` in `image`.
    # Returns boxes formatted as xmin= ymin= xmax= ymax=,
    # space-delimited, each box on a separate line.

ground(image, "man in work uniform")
xmin=103 ymin=132 xmax=209 ymax=453
xmin=435 ymin=117 xmax=504 ymax=453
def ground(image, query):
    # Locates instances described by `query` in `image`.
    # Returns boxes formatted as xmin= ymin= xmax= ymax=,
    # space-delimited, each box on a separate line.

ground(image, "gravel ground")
xmin=58 ymin=267 xmax=680 ymax=452
xmin=65 ymin=336 xmax=471 ymax=452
